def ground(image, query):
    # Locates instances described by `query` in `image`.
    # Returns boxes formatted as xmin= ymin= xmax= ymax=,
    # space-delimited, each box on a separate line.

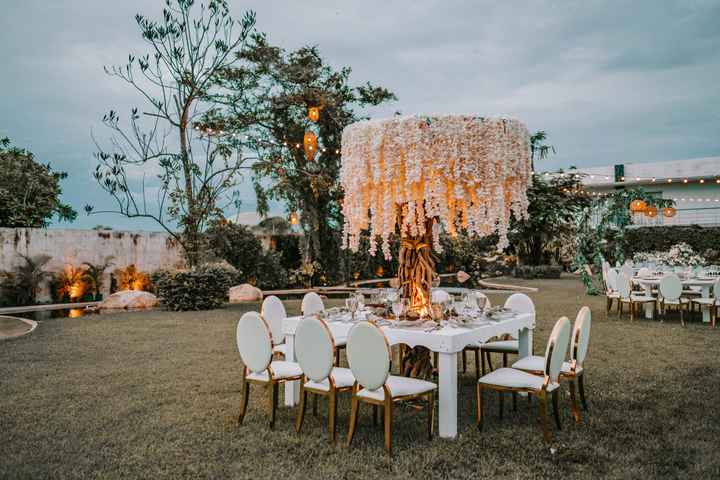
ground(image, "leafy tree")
xmin=0 ymin=254 xmax=52 ymax=306
xmin=89 ymin=0 xmax=256 ymax=266
xmin=0 ymin=137 xmax=76 ymax=227
xmin=205 ymin=34 xmax=396 ymax=282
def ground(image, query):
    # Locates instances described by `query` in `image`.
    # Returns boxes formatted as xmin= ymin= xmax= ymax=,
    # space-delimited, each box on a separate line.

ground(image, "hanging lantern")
xmin=662 ymin=207 xmax=677 ymax=218
xmin=629 ymin=199 xmax=647 ymax=212
xmin=303 ymin=131 xmax=318 ymax=161
xmin=308 ymin=106 xmax=320 ymax=122
xmin=289 ymin=211 xmax=299 ymax=225
xmin=644 ymin=206 xmax=658 ymax=218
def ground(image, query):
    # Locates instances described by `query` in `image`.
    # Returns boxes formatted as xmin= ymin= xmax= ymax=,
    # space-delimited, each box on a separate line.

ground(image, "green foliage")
xmin=151 ymin=262 xmax=239 ymax=311
xmin=624 ymin=226 xmax=720 ymax=262
xmin=91 ymin=1 xmax=257 ymax=266
xmin=0 ymin=254 xmax=52 ymax=307
xmin=209 ymin=34 xmax=396 ymax=283
xmin=82 ymin=256 xmax=115 ymax=296
xmin=205 ymin=222 xmax=288 ymax=289
xmin=0 ymin=137 xmax=76 ymax=227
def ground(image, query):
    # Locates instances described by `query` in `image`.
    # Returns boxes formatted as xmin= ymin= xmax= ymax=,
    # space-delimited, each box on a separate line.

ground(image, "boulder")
xmin=229 ymin=284 xmax=263 ymax=303
xmin=456 ymin=270 xmax=471 ymax=284
xmin=100 ymin=290 xmax=158 ymax=310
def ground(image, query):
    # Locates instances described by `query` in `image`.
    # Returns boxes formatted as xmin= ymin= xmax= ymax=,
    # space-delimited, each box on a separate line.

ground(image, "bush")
xmin=253 ymin=250 xmax=289 ymax=290
xmin=151 ymin=262 xmax=239 ymax=311
xmin=513 ymin=265 xmax=562 ymax=279
xmin=624 ymin=226 xmax=720 ymax=262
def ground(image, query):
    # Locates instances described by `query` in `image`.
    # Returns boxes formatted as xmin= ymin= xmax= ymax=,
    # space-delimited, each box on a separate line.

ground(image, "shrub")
xmin=253 ymin=250 xmax=289 ymax=290
xmin=624 ymin=226 xmax=720 ymax=261
xmin=0 ymin=254 xmax=52 ymax=307
xmin=113 ymin=264 xmax=152 ymax=292
xmin=513 ymin=265 xmax=562 ymax=279
xmin=151 ymin=262 xmax=239 ymax=311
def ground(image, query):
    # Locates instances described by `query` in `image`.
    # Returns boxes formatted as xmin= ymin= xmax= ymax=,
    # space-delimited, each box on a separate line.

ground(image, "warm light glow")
xmin=662 ymin=207 xmax=677 ymax=218
xmin=69 ymin=282 xmax=85 ymax=300
xmin=289 ymin=211 xmax=299 ymax=225
xmin=644 ymin=206 xmax=658 ymax=217
xmin=629 ymin=199 xmax=647 ymax=213
xmin=308 ymin=106 xmax=320 ymax=122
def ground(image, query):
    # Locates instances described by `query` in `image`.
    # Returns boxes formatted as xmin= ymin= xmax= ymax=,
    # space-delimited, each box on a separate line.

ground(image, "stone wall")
xmin=0 ymin=228 xmax=183 ymax=301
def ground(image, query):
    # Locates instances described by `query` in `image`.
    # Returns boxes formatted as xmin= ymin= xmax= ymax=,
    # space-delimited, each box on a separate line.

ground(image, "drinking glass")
xmin=346 ymin=296 xmax=358 ymax=322
xmin=391 ymin=299 xmax=406 ymax=322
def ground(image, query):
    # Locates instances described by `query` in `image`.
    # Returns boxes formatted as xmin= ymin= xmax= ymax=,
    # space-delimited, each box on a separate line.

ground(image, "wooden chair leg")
xmin=476 ymin=384 xmax=483 ymax=429
xmin=629 ymin=301 xmax=634 ymax=321
xmin=346 ymin=394 xmax=360 ymax=447
xmin=680 ymin=304 xmax=685 ymax=327
xmin=498 ymin=391 xmax=504 ymax=419
xmin=569 ymin=379 xmax=581 ymax=424
xmin=578 ymin=374 xmax=589 ymax=411
xmin=372 ymin=404 xmax=379 ymax=426
xmin=269 ymin=382 xmax=278 ymax=430
xmin=238 ymin=379 xmax=250 ymax=426
xmin=328 ymin=391 xmax=337 ymax=444
xmin=502 ymin=353 xmax=508 ymax=367
xmin=427 ymin=392 xmax=435 ymax=440
xmin=462 ymin=350 xmax=468 ymax=373
xmin=312 ymin=392 xmax=318 ymax=416
xmin=335 ymin=347 xmax=340 ymax=366
xmin=295 ymin=383 xmax=307 ymax=433
xmin=485 ymin=351 xmax=494 ymax=372
xmin=383 ymin=399 xmax=394 ymax=456
xmin=481 ymin=350 xmax=487 ymax=376
xmin=539 ymin=394 xmax=551 ymax=443
xmin=551 ymin=389 xmax=561 ymax=430
xmin=474 ymin=349 xmax=481 ymax=382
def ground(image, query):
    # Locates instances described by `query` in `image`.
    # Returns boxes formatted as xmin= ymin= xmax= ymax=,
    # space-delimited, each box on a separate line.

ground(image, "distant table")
xmin=634 ymin=277 xmax=716 ymax=322
xmin=283 ymin=312 xmax=534 ymax=439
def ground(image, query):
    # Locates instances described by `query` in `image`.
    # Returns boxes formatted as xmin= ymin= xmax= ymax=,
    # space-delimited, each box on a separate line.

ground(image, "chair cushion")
xmin=662 ymin=297 xmax=689 ymax=305
xmin=630 ymin=294 xmax=655 ymax=302
xmin=304 ymin=367 xmax=355 ymax=391
xmin=606 ymin=291 xmax=620 ymax=299
xmin=511 ymin=355 xmax=582 ymax=375
xmin=247 ymin=361 xmax=302 ymax=382
xmin=691 ymin=298 xmax=719 ymax=306
xmin=357 ymin=375 xmax=436 ymax=401
xmin=272 ymin=343 xmax=287 ymax=356
xmin=479 ymin=367 xmax=559 ymax=392
xmin=480 ymin=339 xmax=518 ymax=352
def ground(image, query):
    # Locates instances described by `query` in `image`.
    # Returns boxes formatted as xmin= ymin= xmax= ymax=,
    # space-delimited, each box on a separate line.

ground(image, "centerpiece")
xmin=340 ymin=115 xmax=532 ymax=376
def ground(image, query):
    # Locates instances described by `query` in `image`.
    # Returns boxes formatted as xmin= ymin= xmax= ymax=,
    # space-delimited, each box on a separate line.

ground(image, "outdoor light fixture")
xmin=308 ymin=106 xmax=320 ymax=122
xmin=662 ymin=207 xmax=677 ymax=218
xmin=629 ymin=199 xmax=647 ymax=212
xmin=644 ymin=206 xmax=658 ymax=218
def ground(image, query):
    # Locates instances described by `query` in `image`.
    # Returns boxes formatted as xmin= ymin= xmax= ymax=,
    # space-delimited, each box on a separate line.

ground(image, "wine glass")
xmin=346 ymin=296 xmax=358 ymax=322
xmin=355 ymin=292 xmax=365 ymax=311
xmin=391 ymin=298 xmax=406 ymax=322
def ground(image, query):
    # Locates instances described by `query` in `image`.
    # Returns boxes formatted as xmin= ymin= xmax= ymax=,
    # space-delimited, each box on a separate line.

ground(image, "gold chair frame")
xmin=238 ymin=364 xmax=303 ymax=430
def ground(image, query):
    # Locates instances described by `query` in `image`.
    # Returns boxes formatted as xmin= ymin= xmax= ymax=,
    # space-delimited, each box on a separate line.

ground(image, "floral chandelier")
xmin=340 ymin=115 xmax=532 ymax=259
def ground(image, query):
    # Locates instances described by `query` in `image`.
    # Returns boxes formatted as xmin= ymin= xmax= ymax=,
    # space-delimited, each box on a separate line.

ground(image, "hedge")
xmin=624 ymin=225 xmax=720 ymax=262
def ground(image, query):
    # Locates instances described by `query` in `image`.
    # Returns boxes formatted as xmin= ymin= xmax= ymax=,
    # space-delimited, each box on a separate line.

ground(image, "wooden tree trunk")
xmin=398 ymin=216 xmax=436 ymax=379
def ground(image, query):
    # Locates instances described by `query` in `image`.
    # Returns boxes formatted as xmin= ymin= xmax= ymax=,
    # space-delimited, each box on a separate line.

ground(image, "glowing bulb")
xmin=699 ymin=179 xmax=705 ymax=184
xmin=683 ymin=178 xmax=688 ymax=183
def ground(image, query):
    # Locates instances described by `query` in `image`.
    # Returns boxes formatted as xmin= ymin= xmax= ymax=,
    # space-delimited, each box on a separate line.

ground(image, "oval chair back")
xmin=637 ymin=267 xmax=651 ymax=278
xmin=261 ymin=295 xmax=286 ymax=346
xmin=571 ymin=307 xmax=592 ymax=368
xmin=713 ymin=278 xmax=720 ymax=302
xmin=617 ymin=273 xmax=632 ymax=300
xmin=620 ymin=264 xmax=634 ymax=282
xmin=606 ymin=268 xmax=619 ymax=293
xmin=475 ymin=291 xmax=491 ymax=310
xmin=346 ymin=322 xmax=390 ymax=391
xmin=659 ymin=274 xmax=682 ymax=301
xmin=504 ymin=293 xmax=535 ymax=315
xmin=543 ymin=317 xmax=572 ymax=387
xmin=295 ymin=316 xmax=334 ymax=383
xmin=602 ymin=261 xmax=610 ymax=283
xmin=236 ymin=311 xmax=273 ymax=374
xmin=302 ymin=292 xmax=325 ymax=316
xmin=431 ymin=289 xmax=451 ymax=304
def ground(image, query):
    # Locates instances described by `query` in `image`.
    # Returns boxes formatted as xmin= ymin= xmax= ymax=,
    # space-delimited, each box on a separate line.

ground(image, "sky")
xmin=1 ymin=0 xmax=719 ymax=231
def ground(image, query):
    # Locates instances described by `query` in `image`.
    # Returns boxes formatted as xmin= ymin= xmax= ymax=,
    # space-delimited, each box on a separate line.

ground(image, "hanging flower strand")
xmin=340 ymin=115 xmax=532 ymax=259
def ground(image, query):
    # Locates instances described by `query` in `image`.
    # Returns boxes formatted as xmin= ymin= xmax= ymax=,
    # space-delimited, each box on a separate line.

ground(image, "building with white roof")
xmin=580 ymin=157 xmax=720 ymax=227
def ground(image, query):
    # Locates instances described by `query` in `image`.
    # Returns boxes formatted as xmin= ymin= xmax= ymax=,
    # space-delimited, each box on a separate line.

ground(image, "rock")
xmin=229 ymin=284 xmax=263 ymax=303
xmin=100 ymin=290 xmax=158 ymax=310
xmin=456 ymin=271 xmax=471 ymax=284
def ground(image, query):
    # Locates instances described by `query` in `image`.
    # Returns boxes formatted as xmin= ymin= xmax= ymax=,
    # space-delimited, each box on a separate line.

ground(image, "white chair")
xmin=513 ymin=306 xmax=592 ymax=423
xmin=301 ymin=291 xmax=325 ymax=315
xmin=637 ymin=267 xmax=651 ymax=278
xmin=690 ymin=278 xmax=720 ymax=328
xmin=236 ymin=311 xmax=303 ymax=429
xmin=478 ymin=293 xmax=534 ymax=376
xmin=294 ymin=316 xmax=355 ymax=443
xmin=261 ymin=295 xmax=287 ymax=358
xmin=476 ymin=316 xmax=572 ymax=442
xmin=605 ymin=268 xmax=620 ymax=312
xmin=617 ymin=273 xmax=656 ymax=321
xmin=658 ymin=274 xmax=689 ymax=326
xmin=346 ymin=322 xmax=436 ymax=455
xmin=620 ymin=264 xmax=634 ymax=283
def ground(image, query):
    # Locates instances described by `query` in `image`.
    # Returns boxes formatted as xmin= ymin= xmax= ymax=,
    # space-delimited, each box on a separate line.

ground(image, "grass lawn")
xmin=2 ymin=276 xmax=719 ymax=479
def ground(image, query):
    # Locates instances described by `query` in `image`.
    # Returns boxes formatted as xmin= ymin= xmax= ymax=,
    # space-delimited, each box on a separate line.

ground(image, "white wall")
xmin=0 ymin=228 xmax=184 ymax=301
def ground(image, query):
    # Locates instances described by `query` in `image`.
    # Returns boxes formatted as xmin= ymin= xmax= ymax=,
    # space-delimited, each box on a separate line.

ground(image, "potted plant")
xmin=82 ymin=256 xmax=114 ymax=301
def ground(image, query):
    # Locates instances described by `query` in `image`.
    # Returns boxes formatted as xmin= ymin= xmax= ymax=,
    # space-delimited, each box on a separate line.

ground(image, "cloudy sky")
xmin=1 ymin=0 xmax=719 ymax=230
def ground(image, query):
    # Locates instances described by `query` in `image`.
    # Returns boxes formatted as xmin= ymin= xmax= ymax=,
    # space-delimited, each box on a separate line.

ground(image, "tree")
xmin=205 ymin=34 xmax=396 ymax=282
xmin=0 ymin=254 xmax=52 ymax=307
xmin=0 ymin=137 xmax=76 ymax=227
xmin=89 ymin=0 xmax=256 ymax=266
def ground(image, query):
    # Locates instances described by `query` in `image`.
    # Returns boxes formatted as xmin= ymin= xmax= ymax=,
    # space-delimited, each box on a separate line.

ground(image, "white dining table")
xmin=633 ymin=277 xmax=716 ymax=322
xmin=282 ymin=312 xmax=534 ymax=439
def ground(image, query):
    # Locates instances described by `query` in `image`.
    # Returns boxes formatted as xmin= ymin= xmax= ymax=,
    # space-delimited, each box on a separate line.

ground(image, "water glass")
xmin=346 ymin=296 xmax=358 ymax=321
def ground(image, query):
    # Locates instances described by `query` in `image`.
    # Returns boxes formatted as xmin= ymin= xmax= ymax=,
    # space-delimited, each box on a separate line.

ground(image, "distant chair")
xmin=617 ymin=273 xmax=656 ymax=321
xmin=236 ymin=312 xmax=302 ymax=429
xmin=605 ymin=268 xmax=620 ymax=313
xmin=261 ymin=295 xmax=287 ymax=358
xmin=294 ymin=316 xmax=355 ymax=443
xmin=658 ymin=274 xmax=689 ymax=326
xmin=477 ymin=293 xmax=535 ymax=377
xmin=476 ymin=316 xmax=572 ymax=442
xmin=637 ymin=267 xmax=651 ymax=278
xmin=302 ymin=291 xmax=346 ymax=365
xmin=346 ymin=322 xmax=436 ymax=455
xmin=620 ymin=264 xmax=634 ymax=283
xmin=690 ymin=278 xmax=720 ymax=328
xmin=513 ymin=306 xmax=592 ymax=423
